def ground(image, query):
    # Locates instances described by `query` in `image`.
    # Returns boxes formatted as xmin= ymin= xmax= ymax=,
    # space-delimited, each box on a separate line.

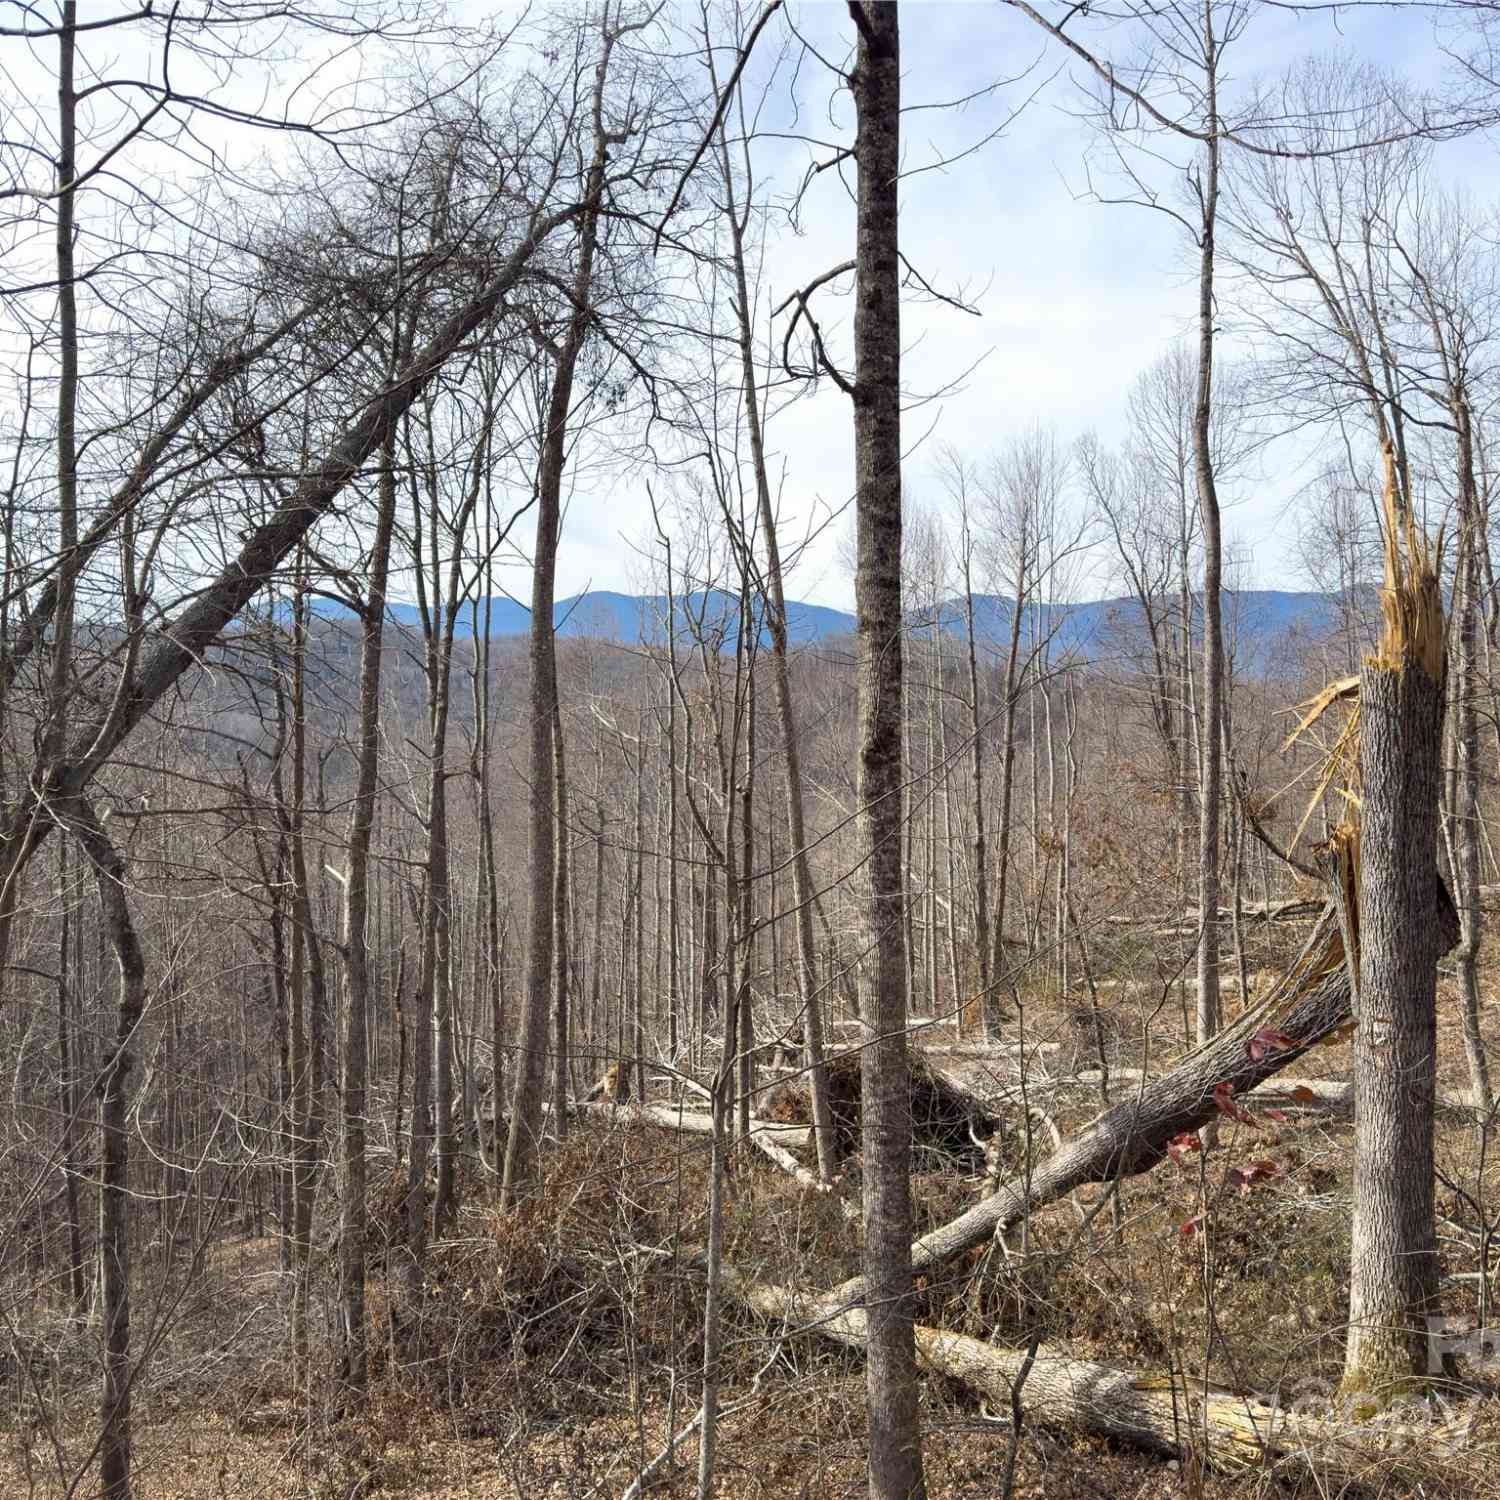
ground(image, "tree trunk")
xmin=986 ymin=539 xmax=1027 ymax=1021
xmin=707 ymin=65 xmax=839 ymax=1173
xmin=551 ymin=697 xmax=572 ymax=1138
xmin=1452 ymin=406 xmax=1493 ymax=1113
xmin=66 ymin=797 xmax=145 ymax=1500
xmin=337 ymin=420 xmax=399 ymax=1391
xmin=849 ymin=6 xmax=925 ymax=1496
xmin=57 ymin=838 xmax=86 ymax=1315
xmin=502 ymin=28 xmax=615 ymax=1205
xmin=1193 ymin=68 xmax=1224 ymax=1049
xmin=1342 ymin=474 xmax=1448 ymax=1398
xmin=833 ymin=875 xmax=1458 ymax=1309
xmin=709 ymin=1263 xmax=1467 ymax=1486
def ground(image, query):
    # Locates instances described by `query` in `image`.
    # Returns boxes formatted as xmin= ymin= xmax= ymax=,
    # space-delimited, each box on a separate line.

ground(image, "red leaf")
xmin=1180 ymin=1213 xmax=1206 ymax=1237
xmin=1167 ymin=1131 xmax=1203 ymax=1167
xmin=1291 ymin=1085 xmax=1318 ymax=1103
xmin=1264 ymin=1108 xmax=1287 ymax=1123
xmin=1247 ymin=1027 xmax=1296 ymax=1063
xmin=1227 ymin=1160 xmax=1280 ymax=1195
xmin=1213 ymin=1082 xmax=1258 ymax=1126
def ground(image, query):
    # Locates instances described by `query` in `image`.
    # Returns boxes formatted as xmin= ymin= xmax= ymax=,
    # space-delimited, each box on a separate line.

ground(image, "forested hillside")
xmin=6 ymin=3 xmax=1500 ymax=1499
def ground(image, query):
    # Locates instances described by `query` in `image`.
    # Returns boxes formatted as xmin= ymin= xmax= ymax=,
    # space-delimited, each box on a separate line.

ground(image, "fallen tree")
xmin=832 ymin=880 xmax=1460 ymax=1305
xmin=707 ymin=1260 xmax=1475 ymax=1483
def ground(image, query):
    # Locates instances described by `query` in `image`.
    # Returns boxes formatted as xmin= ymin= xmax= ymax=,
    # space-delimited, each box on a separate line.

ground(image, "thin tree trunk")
xmin=57 ymin=837 xmax=86 ymax=1314
xmin=706 ymin=63 xmax=839 ymax=1175
xmin=337 ymin=416 xmax=399 ymax=1390
xmin=987 ymin=544 xmax=1027 ymax=1021
xmin=552 ymin=697 xmax=572 ymax=1137
xmin=66 ymin=797 xmax=145 ymax=1500
xmin=1193 ymin=20 xmax=1224 ymax=1049
xmin=1452 ymin=408 xmax=1493 ymax=1113
xmin=502 ymin=27 xmax=616 ymax=1205
xmin=961 ymin=526 xmax=992 ymax=1027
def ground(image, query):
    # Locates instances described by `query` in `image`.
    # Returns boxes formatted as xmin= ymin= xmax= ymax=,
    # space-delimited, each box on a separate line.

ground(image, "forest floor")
xmin=7 ymin=963 xmax=1500 ymax=1498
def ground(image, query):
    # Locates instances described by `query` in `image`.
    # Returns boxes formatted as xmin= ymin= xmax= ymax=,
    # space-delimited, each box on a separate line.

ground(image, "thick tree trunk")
xmin=710 ymin=1263 xmax=1469 ymax=1485
xmin=1342 ymin=497 xmax=1448 ymax=1397
xmin=848 ymin=6 xmax=925 ymax=1497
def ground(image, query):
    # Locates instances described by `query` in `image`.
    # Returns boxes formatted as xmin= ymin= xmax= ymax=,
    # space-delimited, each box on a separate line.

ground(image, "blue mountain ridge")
xmin=289 ymin=586 xmax=1349 ymax=665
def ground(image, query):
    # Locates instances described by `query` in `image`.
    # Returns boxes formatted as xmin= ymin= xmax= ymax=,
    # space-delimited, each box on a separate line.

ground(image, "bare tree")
xmin=846 ymin=6 xmax=925 ymax=1496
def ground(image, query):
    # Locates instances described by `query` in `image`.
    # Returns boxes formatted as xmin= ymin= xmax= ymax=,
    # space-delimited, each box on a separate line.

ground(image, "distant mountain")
xmin=291 ymin=585 xmax=1353 ymax=669
xmin=910 ymin=589 xmax=1348 ymax=672
xmin=299 ymin=587 xmax=858 ymax=646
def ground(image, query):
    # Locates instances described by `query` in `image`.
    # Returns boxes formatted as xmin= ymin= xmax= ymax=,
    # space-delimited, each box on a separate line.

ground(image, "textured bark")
xmin=1342 ymin=645 xmax=1447 ymax=1395
xmin=1452 ymin=409 xmax=1493 ymax=1113
xmin=848 ymin=5 xmax=925 ymax=1496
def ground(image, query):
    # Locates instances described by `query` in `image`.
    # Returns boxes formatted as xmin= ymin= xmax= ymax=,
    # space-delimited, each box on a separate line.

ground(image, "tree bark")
xmin=1342 ymin=498 xmax=1448 ymax=1397
xmin=1193 ymin=29 xmax=1224 ymax=1049
xmin=706 ymin=61 xmax=839 ymax=1169
xmin=710 ymin=1262 xmax=1468 ymax=1485
xmin=64 ymin=797 xmax=145 ymax=1500
xmin=848 ymin=5 xmax=925 ymax=1496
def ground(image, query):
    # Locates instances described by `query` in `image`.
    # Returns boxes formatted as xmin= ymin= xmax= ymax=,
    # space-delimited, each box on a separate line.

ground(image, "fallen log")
xmin=833 ymin=884 xmax=1459 ymax=1305
xmin=570 ymin=1101 xmax=812 ymax=1153
xmin=743 ymin=1123 xmax=855 ymax=1209
xmin=710 ymin=1261 xmax=1473 ymax=1482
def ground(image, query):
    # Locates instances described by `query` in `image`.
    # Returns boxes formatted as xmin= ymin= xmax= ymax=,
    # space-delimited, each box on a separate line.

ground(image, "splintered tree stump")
xmin=584 ymin=1059 xmax=633 ymax=1103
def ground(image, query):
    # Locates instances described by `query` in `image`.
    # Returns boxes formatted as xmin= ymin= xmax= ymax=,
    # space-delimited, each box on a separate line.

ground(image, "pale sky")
xmin=545 ymin=0 xmax=1496 ymax=611
xmin=4 ymin=1 xmax=1496 ymax=613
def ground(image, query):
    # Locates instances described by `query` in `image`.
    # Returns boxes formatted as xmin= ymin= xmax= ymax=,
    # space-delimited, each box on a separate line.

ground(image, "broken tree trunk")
xmin=709 ymin=1261 xmax=1472 ymax=1484
xmin=833 ymin=882 xmax=1459 ymax=1305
